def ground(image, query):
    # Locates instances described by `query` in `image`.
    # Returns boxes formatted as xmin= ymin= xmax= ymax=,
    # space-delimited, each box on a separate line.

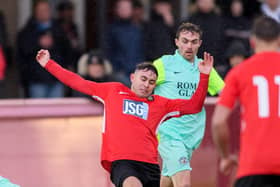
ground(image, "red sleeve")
xmin=166 ymin=73 xmax=209 ymax=115
xmin=45 ymin=60 xmax=111 ymax=99
xmin=218 ymin=69 xmax=239 ymax=109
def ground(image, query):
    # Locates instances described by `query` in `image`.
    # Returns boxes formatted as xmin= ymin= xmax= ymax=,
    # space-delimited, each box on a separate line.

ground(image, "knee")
xmin=123 ymin=176 xmax=142 ymax=187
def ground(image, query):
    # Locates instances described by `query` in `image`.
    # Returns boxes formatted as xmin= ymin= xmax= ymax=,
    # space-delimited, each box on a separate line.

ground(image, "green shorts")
xmin=158 ymin=140 xmax=193 ymax=177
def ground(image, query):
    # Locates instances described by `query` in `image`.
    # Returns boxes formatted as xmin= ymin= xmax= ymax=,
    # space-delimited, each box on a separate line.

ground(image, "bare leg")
xmin=171 ymin=170 xmax=191 ymax=187
xmin=160 ymin=175 xmax=173 ymax=187
xmin=122 ymin=176 xmax=143 ymax=187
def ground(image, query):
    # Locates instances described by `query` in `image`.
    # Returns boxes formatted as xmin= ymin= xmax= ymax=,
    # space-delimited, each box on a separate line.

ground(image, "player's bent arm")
xmin=211 ymin=104 xmax=232 ymax=159
xmin=167 ymin=73 xmax=209 ymax=115
xmin=44 ymin=60 xmax=98 ymax=96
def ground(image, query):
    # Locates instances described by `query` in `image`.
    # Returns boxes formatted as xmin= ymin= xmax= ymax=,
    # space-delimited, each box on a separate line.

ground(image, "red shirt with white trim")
xmin=218 ymin=52 xmax=280 ymax=178
xmin=45 ymin=59 xmax=209 ymax=172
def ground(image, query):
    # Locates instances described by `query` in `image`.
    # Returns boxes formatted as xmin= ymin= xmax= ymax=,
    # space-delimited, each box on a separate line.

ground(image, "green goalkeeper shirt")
xmin=154 ymin=50 xmax=224 ymax=149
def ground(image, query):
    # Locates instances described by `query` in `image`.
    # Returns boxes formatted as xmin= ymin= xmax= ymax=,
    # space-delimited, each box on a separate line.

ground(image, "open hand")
xmin=36 ymin=49 xmax=50 ymax=67
xmin=198 ymin=52 xmax=213 ymax=75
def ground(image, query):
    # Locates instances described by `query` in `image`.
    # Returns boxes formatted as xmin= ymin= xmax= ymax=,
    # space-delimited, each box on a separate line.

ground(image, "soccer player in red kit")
xmin=212 ymin=16 xmax=280 ymax=187
xmin=36 ymin=49 xmax=213 ymax=187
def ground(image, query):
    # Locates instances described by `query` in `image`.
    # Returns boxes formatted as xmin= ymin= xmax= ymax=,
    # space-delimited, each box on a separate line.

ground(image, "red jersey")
xmin=45 ymin=60 xmax=209 ymax=172
xmin=218 ymin=52 xmax=280 ymax=178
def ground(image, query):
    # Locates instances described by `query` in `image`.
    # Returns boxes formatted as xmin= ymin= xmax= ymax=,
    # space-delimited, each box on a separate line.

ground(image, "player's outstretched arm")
xmin=36 ymin=49 xmax=98 ymax=96
xmin=165 ymin=53 xmax=213 ymax=116
xmin=179 ymin=52 xmax=213 ymax=113
xmin=168 ymin=72 xmax=209 ymax=115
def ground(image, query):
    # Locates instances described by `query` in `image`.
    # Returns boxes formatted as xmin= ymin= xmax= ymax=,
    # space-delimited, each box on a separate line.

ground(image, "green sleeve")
xmin=153 ymin=58 xmax=165 ymax=85
xmin=208 ymin=68 xmax=225 ymax=96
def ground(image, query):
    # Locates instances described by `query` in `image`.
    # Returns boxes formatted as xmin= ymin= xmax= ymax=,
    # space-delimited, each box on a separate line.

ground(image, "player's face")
xmin=130 ymin=69 xmax=157 ymax=98
xmin=175 ymin=30 xmax=202 ymax=62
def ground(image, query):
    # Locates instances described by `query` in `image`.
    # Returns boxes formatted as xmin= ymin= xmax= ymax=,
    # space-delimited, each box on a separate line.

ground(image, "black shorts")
xmin=110 ymin=160 xmax=160 ymax=187
xmin=235 ymin=175 xmax=280 ymax=187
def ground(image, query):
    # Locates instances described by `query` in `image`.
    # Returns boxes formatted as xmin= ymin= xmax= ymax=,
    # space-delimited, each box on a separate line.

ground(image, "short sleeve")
xmin=153 ymin=58 xmax=165 ymax=85
xmin=218 ymin=69 xmax=239 ymax=109
xmin=208 ymin=68 xmax=225 ymax=96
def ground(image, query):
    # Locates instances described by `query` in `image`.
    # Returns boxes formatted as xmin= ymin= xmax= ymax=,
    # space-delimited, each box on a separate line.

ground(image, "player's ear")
xmin=130 ymin=73 xmax=135 ymax=82
xmin=198 ymin=39 xmax=202 ymax=47
xmin=175 ymin=38 xmax=179 ymax=47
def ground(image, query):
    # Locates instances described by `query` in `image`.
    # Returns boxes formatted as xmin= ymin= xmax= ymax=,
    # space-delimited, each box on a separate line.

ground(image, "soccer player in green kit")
xmin=153 ymin=22 xmax=224 ymax=187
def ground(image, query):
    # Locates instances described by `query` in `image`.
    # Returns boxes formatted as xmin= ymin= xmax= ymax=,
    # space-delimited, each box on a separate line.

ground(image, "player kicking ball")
xmin=36 ymin=49 xmax=213 ymax=187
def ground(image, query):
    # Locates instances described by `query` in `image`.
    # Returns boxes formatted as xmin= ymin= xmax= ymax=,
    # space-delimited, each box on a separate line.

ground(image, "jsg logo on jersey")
xmin=123 ymin=99 xmax=149 ymax=120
